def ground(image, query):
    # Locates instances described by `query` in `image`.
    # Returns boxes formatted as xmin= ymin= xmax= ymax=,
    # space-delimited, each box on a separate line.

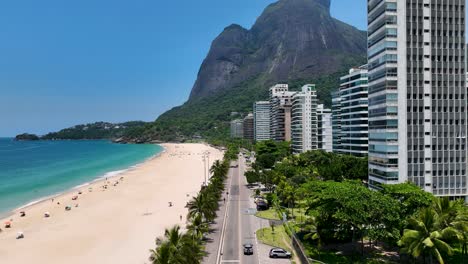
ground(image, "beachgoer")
xmin=180 ymin=215 xmax=182 ymax=221
xmin=57 ymin=202 xmax=60 ymax=205
xmin=223 ymin=197 xmax=226 ymax=203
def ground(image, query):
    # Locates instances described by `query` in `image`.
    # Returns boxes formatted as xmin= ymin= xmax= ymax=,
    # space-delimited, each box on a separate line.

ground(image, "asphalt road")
xmin=219 ymin=155 xmax=259 ymax=264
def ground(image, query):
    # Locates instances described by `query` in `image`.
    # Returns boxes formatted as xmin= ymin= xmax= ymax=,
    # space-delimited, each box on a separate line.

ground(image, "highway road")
xmin=218 ymin=154 xmax=259 ymax=264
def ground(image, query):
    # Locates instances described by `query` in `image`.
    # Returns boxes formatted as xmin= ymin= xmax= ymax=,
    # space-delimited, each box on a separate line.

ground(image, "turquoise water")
xmin=0 ymin=138 xmax=162 ymax=215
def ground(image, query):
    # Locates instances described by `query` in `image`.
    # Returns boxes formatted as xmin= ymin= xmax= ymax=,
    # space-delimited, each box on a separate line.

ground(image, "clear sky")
xmin=0 ymin=0 xmax=367 ymax=137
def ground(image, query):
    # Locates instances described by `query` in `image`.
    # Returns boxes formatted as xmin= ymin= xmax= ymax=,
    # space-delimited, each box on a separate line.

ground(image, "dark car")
xmin=269 ymin=247 xmax=292 ymax=258
xmin=243 ymin=243 xmax=253 ymax=255
xmin=256 ymin=200 xmax=269 ymax=211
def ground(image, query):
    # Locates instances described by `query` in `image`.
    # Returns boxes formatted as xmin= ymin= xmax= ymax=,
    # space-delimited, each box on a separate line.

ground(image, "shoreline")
xmin=0 ymin=143 xmax=223 ymax=264
xmin=0 ymin=145 xmax=165 ymax=221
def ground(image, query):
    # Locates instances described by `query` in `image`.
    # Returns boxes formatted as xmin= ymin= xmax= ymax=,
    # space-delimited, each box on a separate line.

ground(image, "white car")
xmin=269 ymin=248 xmax=292 ymax=258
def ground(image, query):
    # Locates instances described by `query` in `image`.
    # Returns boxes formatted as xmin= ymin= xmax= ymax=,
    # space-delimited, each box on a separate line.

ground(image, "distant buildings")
xmin=334 ymin=65 xmax=368 ymax=157
xmin=269 ymin=84 xmax=295 ymax=142
xmin=291 ymin=85 xmax=318 ymax=153
xmin=367 ymin=0 xmax=467 ymax=200
xmin=243 ymin=113 xmax=254 ymax=140
xmin=253 ymin=101 xmax=271 ymax=141
xmin=331 ymin=91 xmax=342 ymax=153
xmin=317 ymin=104 xmax=332 ymax=152
xmin=230 ymin=119 xmax=243 ymax=138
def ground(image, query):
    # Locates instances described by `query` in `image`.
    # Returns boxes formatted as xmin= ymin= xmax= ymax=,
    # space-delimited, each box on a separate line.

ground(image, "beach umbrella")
xmin=16 ymin=232 xmax=24 ymax=239
xmin=44 ymin=212 xmax=50 ymax=217
xmin=4 ymin=221 xmax=11 ymax=228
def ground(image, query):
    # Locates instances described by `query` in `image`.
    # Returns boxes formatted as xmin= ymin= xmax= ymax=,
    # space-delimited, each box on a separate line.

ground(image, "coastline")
xmin=0 ymin=145 xmax=165 ymax=221
xmin=0 ymin=143 xmax=223 ymax=264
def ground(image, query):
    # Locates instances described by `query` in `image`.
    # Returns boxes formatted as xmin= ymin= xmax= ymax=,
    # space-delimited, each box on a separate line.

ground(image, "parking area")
xmin=256 ymin=242 xmax=291 ymax=264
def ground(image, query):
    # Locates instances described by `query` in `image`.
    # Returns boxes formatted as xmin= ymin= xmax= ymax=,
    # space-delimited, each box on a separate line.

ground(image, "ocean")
xmin=0 ymin=138 xmax=162 ymax=216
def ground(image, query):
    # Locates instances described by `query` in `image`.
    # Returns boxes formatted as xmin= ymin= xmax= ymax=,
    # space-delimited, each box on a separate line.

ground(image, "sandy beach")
xmin=0 ymin=143 xmax=223 ymax=264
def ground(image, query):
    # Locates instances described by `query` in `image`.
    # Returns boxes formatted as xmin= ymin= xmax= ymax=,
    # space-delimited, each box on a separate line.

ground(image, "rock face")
xmin=189 ymin=0 xmax=366 ymax=100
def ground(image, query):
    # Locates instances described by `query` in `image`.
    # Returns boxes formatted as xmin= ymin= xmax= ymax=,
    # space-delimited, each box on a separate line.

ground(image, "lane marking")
xmin=221 ymin=260 xmax=241 ymax=263
xmin=237 ymin=158 xmax=242 ymax=262
xmin=216 ymin=163 xmax=235 ymax=264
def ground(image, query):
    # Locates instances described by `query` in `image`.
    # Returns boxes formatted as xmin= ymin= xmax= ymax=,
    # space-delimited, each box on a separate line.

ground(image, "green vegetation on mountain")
xmin=38 ymin=121 xmax=147 ymax=140
xmin=123 ymin=0 xmax=367 ymax=142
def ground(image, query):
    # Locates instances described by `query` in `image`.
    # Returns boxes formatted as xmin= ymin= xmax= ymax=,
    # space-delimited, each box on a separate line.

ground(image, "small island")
xmin=15 ymin=133 xmax=40 ymax=141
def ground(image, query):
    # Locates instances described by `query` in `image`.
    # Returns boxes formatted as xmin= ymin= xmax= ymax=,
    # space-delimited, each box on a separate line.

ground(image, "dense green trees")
xmin=149 ymin=225 xmax=205 ymax=264
xmin=246 ymin=142 xmax=467 ymax=263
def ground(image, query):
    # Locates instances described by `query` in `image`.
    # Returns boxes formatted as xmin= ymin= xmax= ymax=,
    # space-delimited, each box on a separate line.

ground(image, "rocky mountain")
xmin=126 ymin=0 xmax=367 ymax=142
xmin=190 ymin=0 xmax=366 ymax=100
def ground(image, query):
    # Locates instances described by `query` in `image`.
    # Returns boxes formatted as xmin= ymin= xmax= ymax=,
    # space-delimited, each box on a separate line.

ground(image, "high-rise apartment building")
xmin=230 ymin=119 xmax=243 ymax=138
xmin=253 ymin=101 xmax=271 ymax=141
xmin=339 ymin=65 xmax=369 ymax=157
xmin=331 ymin=90 xmax=342 ymax=153
xmin=367 ymin=0 xmax=467 ymax=199
xmin=291 ymin=84 xmax=318 ymax=153
xmin=270 ymin=84 xmax=295 ymax=141
xmin=243 ymin=113 xmax=254 ymax=140
xmin=317 ymin=104 xmax=333 ymax=152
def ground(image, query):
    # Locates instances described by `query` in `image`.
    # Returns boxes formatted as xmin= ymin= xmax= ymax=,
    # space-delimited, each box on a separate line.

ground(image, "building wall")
xmin=331 ymin=91 xmax=342 ymax=153
xmin=243 ymin=113 xmax=254 ymax=140
xmin=317 ymin=104 xmax=332 ymax=152
xmin=254 ymin=101 xmax=271 ymax=141
xmin=291 ymin=84 xmax=318 ymax=153
xmin=270 ymin=84 xmax=295 ymax=142
xmin=230 ymin=119 xmax=243 ymax=138
xmin=339 ymin=65 xmax=369 ymax=157
xmin=367 ymin=0 xmax=467 ymax=199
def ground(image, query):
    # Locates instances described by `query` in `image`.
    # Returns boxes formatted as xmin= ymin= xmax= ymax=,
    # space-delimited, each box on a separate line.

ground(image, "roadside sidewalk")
xmin=202 ymin=167 xmax=231 ymax=264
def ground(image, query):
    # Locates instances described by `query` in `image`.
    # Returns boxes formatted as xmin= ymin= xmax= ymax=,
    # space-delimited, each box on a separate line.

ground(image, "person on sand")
xmin=168 ymin=202 xmax=172 ymax=207
xmin=180 ymin=215 xmax=182 ymax=221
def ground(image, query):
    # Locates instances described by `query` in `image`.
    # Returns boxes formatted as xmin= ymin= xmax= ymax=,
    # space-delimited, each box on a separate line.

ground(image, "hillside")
xmin=38 ymin=121 xmax=148 ymax=140
xmin=125 ymin=0 xmax=367 ymax=142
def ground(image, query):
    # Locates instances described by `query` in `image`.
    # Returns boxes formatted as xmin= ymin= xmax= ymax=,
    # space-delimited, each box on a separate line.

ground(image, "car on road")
xmin=230 ymin=164 xmax=239 ymax=168
xmin=256 ymin=200 xmax=269 ymax=211
xmin=243 ymin=243 xmax=254 ymax=255
xmin=269 ymin=248 xmax=292 ymax=258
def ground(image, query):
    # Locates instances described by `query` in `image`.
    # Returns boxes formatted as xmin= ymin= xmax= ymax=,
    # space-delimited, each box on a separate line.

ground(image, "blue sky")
xmin=0 ymin=0 xmax=367 ymax=136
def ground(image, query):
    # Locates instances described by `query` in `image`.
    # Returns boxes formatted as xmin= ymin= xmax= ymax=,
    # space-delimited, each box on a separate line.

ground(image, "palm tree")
xmin=398 ymin=207 xmax=458 ymax=264
xmin=149 ymin=225 xmax=205 ymax=264
xmin=187 ymin=213 xmax=209 ymax=240
xmin=149 ymin=241 xmax=172 ymax=264
xmin=186 ymin=191 xmax=217 ymax=222
xmin=210 ymin=160 xmax=228 ymax=179
xmin=452 ymin=210 xmax=468 ymax=258
xmin=433 ymin=197 xmax=461 ymax=229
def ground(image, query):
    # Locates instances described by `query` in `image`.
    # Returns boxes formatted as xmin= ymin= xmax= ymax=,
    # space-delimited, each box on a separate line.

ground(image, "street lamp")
xmin=202 ymin=156 xmax=207 ymax=186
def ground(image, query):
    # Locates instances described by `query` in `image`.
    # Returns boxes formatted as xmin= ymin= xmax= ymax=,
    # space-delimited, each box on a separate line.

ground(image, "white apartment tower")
xmin=291 ymin=84 xmax=318 ymax=153
xmin=317 ymin=104 xmax=333 ymax=152
xmin=230 ymin=119 xmax=243 ymax=138
xmin=367 ymin=0 xmax=467 ymax=199
xmin=270 ymin=84 xmax=295 ymax=142
xmin=253 ymin=101 xmax=271 ymax=141
xmin=331 ymin=90 xmax=342 ymax=152
xmin=339 ymin=65 xmax=369 ymax=157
